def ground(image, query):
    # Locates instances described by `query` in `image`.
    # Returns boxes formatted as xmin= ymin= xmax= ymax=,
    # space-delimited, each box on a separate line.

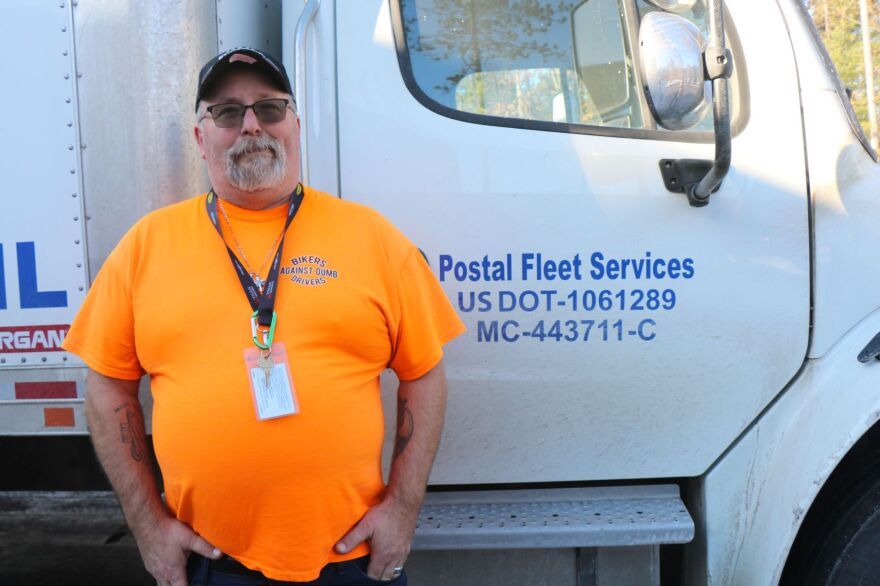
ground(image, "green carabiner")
xmin=251 ymin=310 xmax=277 ymax=350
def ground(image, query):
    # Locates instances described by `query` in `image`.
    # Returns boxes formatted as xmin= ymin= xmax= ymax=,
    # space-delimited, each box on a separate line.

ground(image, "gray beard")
xmin=225 ymin=135 xmax=286 ymax=192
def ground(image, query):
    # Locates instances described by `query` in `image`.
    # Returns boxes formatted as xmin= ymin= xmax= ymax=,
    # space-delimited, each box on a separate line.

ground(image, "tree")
xmin=807 ymin=0 xmax=880 ymax=150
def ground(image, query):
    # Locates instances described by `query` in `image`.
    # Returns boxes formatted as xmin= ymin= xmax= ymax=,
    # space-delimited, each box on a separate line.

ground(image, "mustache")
xmin=227 ymin=135 xmax=281 ymax=160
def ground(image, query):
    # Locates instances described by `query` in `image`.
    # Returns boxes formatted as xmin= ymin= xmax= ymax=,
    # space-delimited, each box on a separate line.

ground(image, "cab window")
xmin=395 ymin=0 xmax=735 ymax=135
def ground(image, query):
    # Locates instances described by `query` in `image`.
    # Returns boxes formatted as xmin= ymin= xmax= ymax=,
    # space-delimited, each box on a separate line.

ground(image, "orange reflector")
xmin=44 ymin=407 xmax=75 ymax=427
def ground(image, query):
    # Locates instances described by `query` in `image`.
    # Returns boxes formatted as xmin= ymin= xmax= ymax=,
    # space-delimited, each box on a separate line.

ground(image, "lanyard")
xmin=205 ymin=184 xmax=304 ymax=347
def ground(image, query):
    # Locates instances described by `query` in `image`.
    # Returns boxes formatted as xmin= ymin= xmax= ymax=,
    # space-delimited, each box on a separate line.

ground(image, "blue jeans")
xmin=187 ymin=553 xmax=408 ymax=586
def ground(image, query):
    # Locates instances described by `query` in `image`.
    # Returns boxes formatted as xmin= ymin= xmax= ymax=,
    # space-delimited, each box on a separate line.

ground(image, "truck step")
xmin=413 ymin=485 xmax=693 ymax=550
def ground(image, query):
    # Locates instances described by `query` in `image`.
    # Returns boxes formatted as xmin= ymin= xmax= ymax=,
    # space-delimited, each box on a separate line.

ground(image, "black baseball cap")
xmin=195 ymin=47 xmax=293 ymax=112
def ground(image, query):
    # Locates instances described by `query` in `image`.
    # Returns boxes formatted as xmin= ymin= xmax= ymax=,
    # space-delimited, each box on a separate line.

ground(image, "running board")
xmin=413 ymin=484 xmax=693 ymax=550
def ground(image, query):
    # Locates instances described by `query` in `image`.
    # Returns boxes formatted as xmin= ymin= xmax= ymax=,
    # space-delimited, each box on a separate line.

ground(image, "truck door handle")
xmin=858 ymin=331 xmax=880 ymax=363
xmin=295 ymin=0 xmax=320 ymax=185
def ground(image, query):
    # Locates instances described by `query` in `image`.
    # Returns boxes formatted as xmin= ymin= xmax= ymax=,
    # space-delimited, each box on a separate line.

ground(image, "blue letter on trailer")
xmin=0 ymin=244 xmax=6 ymax=310
xmin=17 ymin=242 xmax=68 ymax=309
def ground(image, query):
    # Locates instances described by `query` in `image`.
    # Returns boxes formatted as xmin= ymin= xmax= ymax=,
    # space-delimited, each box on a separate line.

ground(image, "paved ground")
xmin=0 ymin=491 xmax=154 ymax=585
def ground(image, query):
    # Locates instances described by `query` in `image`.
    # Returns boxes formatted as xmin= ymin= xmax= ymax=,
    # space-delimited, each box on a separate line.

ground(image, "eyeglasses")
xmin=201 ymin=98 xmax=292 ymax=128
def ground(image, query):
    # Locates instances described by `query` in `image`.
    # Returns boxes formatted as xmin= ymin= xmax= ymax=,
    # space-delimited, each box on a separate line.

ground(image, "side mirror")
xmin=638 ymin=11 xmax=709 ymax=131
xmin=640 ymin=0 xmax=733 ymax=207
xmin=571 ymin=0 xmax=632 ymax=122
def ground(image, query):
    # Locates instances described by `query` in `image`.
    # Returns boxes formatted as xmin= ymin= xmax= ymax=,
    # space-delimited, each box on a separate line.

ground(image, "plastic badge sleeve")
xmin=243 ymin=341 xmax=298 ymax=421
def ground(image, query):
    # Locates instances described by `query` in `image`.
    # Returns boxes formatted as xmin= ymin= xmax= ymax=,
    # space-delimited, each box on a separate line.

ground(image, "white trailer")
xmin=2 ymin=0 xmax=879 ymax=584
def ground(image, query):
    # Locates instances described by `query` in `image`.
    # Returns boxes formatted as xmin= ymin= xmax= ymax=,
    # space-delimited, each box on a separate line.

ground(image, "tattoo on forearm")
xmin=115 ymin=402 xmax=145 ymax=463
xmin=393 ymin=397 xmax=415 ymax=459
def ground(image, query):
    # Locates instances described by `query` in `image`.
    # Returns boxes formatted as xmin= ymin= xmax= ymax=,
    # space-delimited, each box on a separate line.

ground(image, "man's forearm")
xmin=85 ymin=369 xmax=167 ymax=534
xmin=86 ymin=370 xmax=221 ymax=583
xmin=385 ymin=361 xmax=448 ymax=510
xmin=334 ymin=361 xmax=448 ymax=578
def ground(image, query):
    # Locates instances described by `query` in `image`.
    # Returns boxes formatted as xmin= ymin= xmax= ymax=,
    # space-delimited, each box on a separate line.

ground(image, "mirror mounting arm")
xmin=689 ymin=0 xmax=732 ymax=206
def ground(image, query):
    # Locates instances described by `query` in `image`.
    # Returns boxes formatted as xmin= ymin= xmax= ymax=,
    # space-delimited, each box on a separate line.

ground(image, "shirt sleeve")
xmin=61 ymin=226 xmax=144 ymax=380
xmin=388 ymin=247 xmax=466 ymax=381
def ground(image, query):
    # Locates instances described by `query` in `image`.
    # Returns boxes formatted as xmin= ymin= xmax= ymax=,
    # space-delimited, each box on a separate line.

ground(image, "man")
xmin=62 ymin=47 xmax=464 ymax=586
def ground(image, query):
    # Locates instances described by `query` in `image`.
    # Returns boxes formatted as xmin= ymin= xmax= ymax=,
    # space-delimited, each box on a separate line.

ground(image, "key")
xmin=257 ymin=354 xmax=275 ymax=389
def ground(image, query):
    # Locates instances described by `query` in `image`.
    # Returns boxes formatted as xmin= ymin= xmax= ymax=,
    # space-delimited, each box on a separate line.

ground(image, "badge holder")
xmin=244 ymin=312 xmax=298 ymax=421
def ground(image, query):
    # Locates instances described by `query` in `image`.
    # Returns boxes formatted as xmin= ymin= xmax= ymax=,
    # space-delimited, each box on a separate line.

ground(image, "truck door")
xmin=333 ymin=0 xmax=809 ymax=482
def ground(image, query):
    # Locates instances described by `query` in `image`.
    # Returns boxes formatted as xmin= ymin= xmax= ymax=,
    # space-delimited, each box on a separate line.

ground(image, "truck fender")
xmin=694 ymin=307 xmax=880 ymax=585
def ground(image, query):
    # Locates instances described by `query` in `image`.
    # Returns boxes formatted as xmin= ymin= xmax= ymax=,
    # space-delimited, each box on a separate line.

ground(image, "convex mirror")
xmin=639 ymin=11 xmax=710 ymax=130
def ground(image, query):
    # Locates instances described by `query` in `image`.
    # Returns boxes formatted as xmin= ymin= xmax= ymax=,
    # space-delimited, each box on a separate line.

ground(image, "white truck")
xmin=2 ymin=0 xmax=879 ymax=584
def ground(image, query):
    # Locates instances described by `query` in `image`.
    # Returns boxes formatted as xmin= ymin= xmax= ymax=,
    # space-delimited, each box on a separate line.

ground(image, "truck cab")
xmin=2 ymin=0 xmax=879 ymax=584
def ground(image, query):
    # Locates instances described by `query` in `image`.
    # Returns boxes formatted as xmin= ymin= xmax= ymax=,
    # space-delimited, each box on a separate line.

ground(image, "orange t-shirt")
xmin=62 ymin=187 xmax=464 ymax=581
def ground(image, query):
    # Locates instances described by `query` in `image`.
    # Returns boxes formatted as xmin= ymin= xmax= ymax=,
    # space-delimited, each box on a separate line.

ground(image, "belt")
xmin=211 ymin=554 xmax=262 ymax=576
xmin=198 ymin=553 xmax=371 ymax=579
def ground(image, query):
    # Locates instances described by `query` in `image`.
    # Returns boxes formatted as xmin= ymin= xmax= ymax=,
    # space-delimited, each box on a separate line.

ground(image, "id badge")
xmin=243 ymin=342 xmax=298 ymax=421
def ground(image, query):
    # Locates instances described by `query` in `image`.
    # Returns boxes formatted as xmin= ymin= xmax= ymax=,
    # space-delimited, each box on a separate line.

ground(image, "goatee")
xmin=225 ymin=135 xmax=286 ymax=191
